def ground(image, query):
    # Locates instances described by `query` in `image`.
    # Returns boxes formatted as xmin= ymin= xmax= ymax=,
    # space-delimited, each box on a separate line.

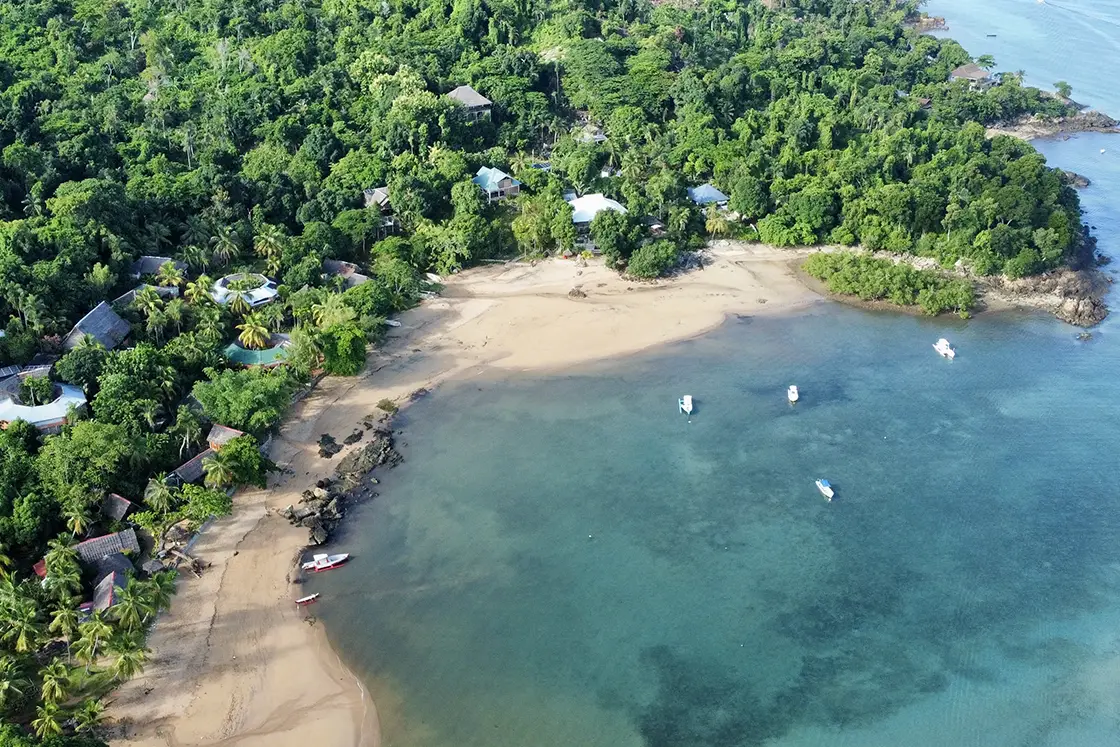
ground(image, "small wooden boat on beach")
xmin=301 ymin=553 xmax=350 ymax=572
xmin=296 ymin=593 xmax=320 ymax=606
xmin=679 ymin=395 xmax=693 ymax=415
xmin=815 ymin=479 xmax=834 ymax=502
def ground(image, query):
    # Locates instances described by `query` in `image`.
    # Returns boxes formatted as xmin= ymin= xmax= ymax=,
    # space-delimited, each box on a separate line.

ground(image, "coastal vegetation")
xmin=0 ymin=0 xmax=1096 ymax=740
xmin=804 ymin=252 xmax=975 ymax=315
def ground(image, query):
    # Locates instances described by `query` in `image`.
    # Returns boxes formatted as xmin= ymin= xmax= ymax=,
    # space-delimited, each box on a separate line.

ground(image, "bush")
xmin=376 ymin=398 xmax=398 ymax=413
xmin=626 ymin=241 xmax=680 ymax=278
xmin=321 ymin=322 xmax=367 ymax=376
xmin=804 ymin=252 xmax=975 ymax=315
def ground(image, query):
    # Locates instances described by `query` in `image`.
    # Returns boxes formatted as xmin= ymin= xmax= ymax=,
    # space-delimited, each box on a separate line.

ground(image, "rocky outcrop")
xmin=906 ymin=13 xmax=948 ymax=32
xmin=568 ymin=287 xmax=587 ymax=298
xmin=282 ymin=416 xmax=403 ymax=545
xmin=1060 ymin=170 xmax=1091 ymax=189
xmin=988 ymin=111 xmax=1120 ymax=141
xmin=980 ymin=267 xmax=1110 ymax=327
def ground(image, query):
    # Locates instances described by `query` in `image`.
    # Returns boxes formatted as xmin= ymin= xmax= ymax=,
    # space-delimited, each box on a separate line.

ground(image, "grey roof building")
xmin=172 ymin=447 xmax=215 ymax=485
xmin=63 ymin=302 xmax=131 ymax=351
xmin=207 ymin=424 xmax=245 ymax=449
xmin=363 ymin=187 xmax=391 ymax=211
xmin=76 ymin=528 xmax=140 ymax=565
xmin=447 ymin=85 xmax=491 ymax=119
xmin=92 ymin=552 xmax=135 ymax=586
xmin=323 ymin=259 xmax=371 ymax=288
xmin=101 ymin=493 xmax=135 ymax=522
xmin=92 ymin=571 xmax=128 ymax=612
xmin=130 ymin=255 xmax=187 ymax=278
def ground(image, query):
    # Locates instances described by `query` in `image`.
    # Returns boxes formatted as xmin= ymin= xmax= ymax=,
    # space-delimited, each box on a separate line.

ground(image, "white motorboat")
xmin=787 ymin=385 xmax=799 ymax=403
xmin=679 ymin=395 xmax=693 ymax=415
xmin=933 ymin=338 xmax=955 ymax=359
xmin=295 ymin=593 xmax=320 ymax=606
xmin=301 ymin=553 xmax=350 ymax=572
xmin=815 ymin=479 xmax=834 ymax=501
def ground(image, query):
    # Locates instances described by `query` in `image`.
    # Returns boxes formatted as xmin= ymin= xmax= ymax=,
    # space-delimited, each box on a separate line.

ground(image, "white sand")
xmin=106 ymin=244 xmax=817 ymax=747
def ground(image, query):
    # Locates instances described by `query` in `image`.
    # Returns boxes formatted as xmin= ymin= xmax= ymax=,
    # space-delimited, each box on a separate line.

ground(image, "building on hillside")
xmin=949 ymin=63 xmax=992 ymax=90
xmin=574 ymin=123 xmax=608 ymax=145
xmin=102 ymin=493 xmax=135 ymax=523
xmin=92 ymin=552 xmax=135 ymax=587
xmin=112 ymin=284 xmax=179 ymax=307
xmin=323 ymin=259 xmax=371 ymax=288
xmin=446 ymin=85 xmax=492 ymax=119
xmin=472 ymin=167 xmax=521 ymax=203
xmin=75 ymin=528 xmax=140 ymax=566
xmin=687 ymin=184 xmax=730 ymax=208
xmin=171 ymin=448 xmax=215 ymax=485
xmin=62 ymin=302 xmax=131 ymax=351
xmin=130 ymin=256 xmax=187 ymax=279
xmin=567 ymin=193 xmax=627 ymax=229
xmin=0 ymin=383 xmax=87 ymax=434
xmin=362 ymin=186 xmax=399 ymax=236
xmin=207 ymin=424 xmax=245 ymax=450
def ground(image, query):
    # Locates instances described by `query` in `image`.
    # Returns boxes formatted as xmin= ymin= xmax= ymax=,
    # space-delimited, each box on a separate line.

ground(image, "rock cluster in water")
xmin=282 ymin=416 xmax=403 ymax=544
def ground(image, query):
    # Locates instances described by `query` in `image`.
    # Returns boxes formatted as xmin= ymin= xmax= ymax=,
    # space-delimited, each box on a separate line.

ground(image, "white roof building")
xmin=568 ymin=194 xmax=627 ymax=225
xmin=211 ymin=273 xmax=279 ymax=308
xmin=0 ymin=384 xmax=86 ymax=433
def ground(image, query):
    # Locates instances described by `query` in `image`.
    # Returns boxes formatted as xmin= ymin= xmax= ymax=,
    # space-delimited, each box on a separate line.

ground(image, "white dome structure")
xmin=568 ymin=193 xmax=627 ymax=225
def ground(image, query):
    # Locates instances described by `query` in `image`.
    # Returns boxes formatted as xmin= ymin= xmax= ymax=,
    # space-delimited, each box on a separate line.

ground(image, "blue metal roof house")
xmin=687 ymin=184 xmax=730 ymax=207
xmin=472 ymin=167 xmax=521 ymax=203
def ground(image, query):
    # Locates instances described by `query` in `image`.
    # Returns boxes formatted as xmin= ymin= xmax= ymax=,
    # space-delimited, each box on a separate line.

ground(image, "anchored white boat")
xmin=787 ymin=385 xmax=799 ymax=403
xmin=933 ymin=338 xmax=955 ymax=359
xmin=679 ymin=395 xmax=693 ymax=415
xmin=815 ymin=479 xmax=834 ymax=501
xmin=295 ymin=593 xmax=320 ymax=606
xmin=301 ymin=553 xmax=350 ymax=572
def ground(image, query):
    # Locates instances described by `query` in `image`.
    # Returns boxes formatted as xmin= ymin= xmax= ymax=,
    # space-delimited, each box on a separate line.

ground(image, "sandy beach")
xmin=105 ymin=243 xmax=817 ymax=747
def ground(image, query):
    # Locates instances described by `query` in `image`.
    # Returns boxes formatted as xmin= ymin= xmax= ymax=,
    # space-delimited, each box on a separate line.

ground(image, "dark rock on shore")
xmin=906 ymin=13 xmax=947 ymax=32
xmin=318 ymin=434 xmax=342 ymax=458
xmin=283 ymin=415 xmax=402 ymax=546
xmin=1060 ymin=170 xmax=1092 ymax=188
xmin=990 ymin=110 xmax=1119 ymax=140
xmin=982 ymin=266 xmax=1110 ymax=327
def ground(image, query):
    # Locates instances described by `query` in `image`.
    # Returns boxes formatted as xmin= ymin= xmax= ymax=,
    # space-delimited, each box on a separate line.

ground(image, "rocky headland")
xmin=987 ymin=110 xmax=1120 ymax=141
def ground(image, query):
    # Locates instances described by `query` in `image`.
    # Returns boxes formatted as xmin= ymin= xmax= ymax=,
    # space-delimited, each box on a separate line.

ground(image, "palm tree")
xmin=112 ymin=577 xmax=155 ymax=632
xmin=75 ymin=612 xmax=112 ymax=670
xmin=185 ymin=274 xmax=214 ymax=305
xmin=0 ymin=657 xmax=27 ymax=711
xmin=253 ymin=223 xmax=285 ymax=264
xmin=146 ymin=222 xmax=172 ymax=252
xmin=132 ymin=286 xmax=163 ymax=319
xmin=170 ymin=407 xmax=203 ymax=458
xmin=165 ymin=298 xmax=186 ymax=335
xmin=42 ymin=566 xmax=81 ymax=602
xmin=108 ymin=631 xmax=150 ymax=679
xmin=705 ymin=204 xmax=730 ymax=236
xmin=0 ymin=542 xmax=11 ymax=580
xmin=139 ymin=400 xmax=163 ymax=430
xmin=63 ymin=501 xmax=93 ymax=537
xmin=147 ymin=571 xmax=178 ymax=613
xmin=38 ymin=658 xmax=69 ymax=703
xmin=178 ymin=244 xmax=210 ymax=272
xmin=3 ymin=598 xmax=43 ymax=653
xmin=259 ymin=302 xmax=286 ymax=332
xmin=310 ymin=293 xmax=355 ymax=329
xmin=156 ymin=261 xmax=184 ymax=288
xmin=236 ymin=312 xmax=270 ymax=350
xmin=44 ymin=538 xmax=78 ymax=575
xmin=144 ymin=473 xmax=177 ymax=514
xmin=49 ymin=603 xmax=80 ymax=660
xmin=210 ymin=227 xmax=240 ymax=266
xmin=202 ymin=451 xmax=235 ymax=489
xmin=74 ymin=698 xmax=106 ymax=733
xmin=146 ymin=308 xmax=168 ymax=343
xmin=183 ymin=215 xmax=211 ymax=248
xmin=226 ymin=291 xmax=250 ymax=318
xmin=31 ymin=702 xmax=64 ymax=738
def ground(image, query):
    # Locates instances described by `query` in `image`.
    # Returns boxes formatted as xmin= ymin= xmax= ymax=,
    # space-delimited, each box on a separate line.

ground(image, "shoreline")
xmin=105 ymin=244 xmax=818 ymax=747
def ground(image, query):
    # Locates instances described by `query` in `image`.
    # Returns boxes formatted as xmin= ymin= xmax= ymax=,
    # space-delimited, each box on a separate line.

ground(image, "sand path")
xmin=106 ymin=244 xmax=816 ymax=747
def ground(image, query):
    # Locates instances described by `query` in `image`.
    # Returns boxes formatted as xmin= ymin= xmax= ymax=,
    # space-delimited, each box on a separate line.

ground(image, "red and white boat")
xmin=295 ymin=593 xmax=320 ymax=606
xmin=301 ymin=553 xmax=350 ymax=572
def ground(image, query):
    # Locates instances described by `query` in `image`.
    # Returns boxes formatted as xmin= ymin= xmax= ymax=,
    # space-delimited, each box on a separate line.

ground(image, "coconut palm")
xmin=49 ymin=603 xmax=80 ymax=660
xmin=0 ymin=542 xmax=11 ymax=580
xmin=185 ymin=274 xmax=214 ymax=305
xmin=108 ymin=631 xmax=150 ymax=679
xmin=0 ymin=657 xmax=28 ymax=711
xmin=42 ymin=565 xmax=81 ymax=602
xmin=165 ymin=298 xmax=187 ymax=334
xmin=178 ymin=244 xmax=210 ymax=272
xmin=705 ymin=204 xmax=730 ymax=236
xmin=156 ymin=261 xmax=184 ymax=288
xmin=253 ymin=223 xmax=285 ymax=264
xmin=74 ymin=612 xmax=112 ymax=670
xmin=183 ymin=215 xmax=211 ymax=248
xmin=139 ymin=400 xmax=163 ymax=430
xmin=3 ymin=598 xmax=43 ymax=653
xmin=112 ymin=577 xmax=155 ymax=632
xmin=63 ymin=501 xmax=93 ymax=537
xmin=44 ymin=538 xmax=78 ymax=575
xmin=210 ymin=227 xmax=240 ymax=266
xmin=310 ymin=293 xmax=355 ymax=329
xmin=227 ymin=290 xmax=250 ymax=318
xmin=147 ymin=571 xmax=178 ymax=613
xmin=144 ymin=473 xmax=177 ymax=514
xmin=196 ymin=306 xmax=225 ymax=344
xmin=74 ymin=333 xmax=105 ymax=352
xmin=38 ymin=658 xmax=69 ymax=703
xmin=236 ymin=312 xmax=270 ymax=350
xmin=31 ymin=702 xmax=63 ymax=738
xmin=132 ymin=286 xmax=164 ymax=319
xmin=202 ymin=450 xmax=235 ymax=489
xmin=170 ymin=407 xmax=203 ymax=458
xmin=74 ymin=698 xmax=105 ymax=733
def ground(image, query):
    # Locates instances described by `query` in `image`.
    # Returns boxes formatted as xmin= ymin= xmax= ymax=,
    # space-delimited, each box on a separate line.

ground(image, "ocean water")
xmin=308 ymin=5 xmax=1120 ymax=745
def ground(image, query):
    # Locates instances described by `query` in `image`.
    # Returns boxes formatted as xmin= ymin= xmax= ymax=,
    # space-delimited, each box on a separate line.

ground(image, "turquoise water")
xmin=310 ymin=5 xmax=1120 ymax=745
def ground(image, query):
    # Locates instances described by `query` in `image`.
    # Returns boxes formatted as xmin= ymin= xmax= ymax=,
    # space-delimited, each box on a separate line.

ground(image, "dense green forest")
xmin=0 ymin=0 xmax=1090 ymax=741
